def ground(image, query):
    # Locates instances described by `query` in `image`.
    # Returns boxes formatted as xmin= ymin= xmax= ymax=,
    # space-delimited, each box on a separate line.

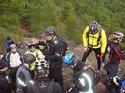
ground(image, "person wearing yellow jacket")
xmin=25 ymin=42 xmax=45 ymax=78
xmin=81 ymin=21 xmax=107 ymax=72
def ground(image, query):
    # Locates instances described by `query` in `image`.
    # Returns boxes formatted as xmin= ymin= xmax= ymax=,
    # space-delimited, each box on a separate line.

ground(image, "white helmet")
xmin=112 ymin=32 xmax=124 ymax=42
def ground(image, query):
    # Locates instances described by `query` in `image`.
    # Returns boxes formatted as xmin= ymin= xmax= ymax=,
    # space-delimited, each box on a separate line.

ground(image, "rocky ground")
xmin=62 ymin=41 xmax=125 ymax=93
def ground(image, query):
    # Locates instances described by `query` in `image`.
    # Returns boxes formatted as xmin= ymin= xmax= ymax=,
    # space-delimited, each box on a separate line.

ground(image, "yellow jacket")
xmin=82 ymin=26 xmax=107 ymax=53
xmin=25 ymin=49 xmax=45 ymax=70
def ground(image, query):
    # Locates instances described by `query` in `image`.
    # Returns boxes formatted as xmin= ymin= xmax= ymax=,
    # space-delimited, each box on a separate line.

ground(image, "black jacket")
xmin=0 ymin=56 xmax=11 ymax=93
xmin=45 ymin=37 xmax=63 ymax=68
xmin=27 ymin=77 xmax=64 ymax=93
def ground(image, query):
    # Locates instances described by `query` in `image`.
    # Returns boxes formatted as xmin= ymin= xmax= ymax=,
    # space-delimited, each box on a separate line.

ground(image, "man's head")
xmin=89 ymin=21 xmax=100 ymax=35
xmin=28 ymin=42 xmax=36 ymax=52
xmin=10 ymin=44 xmax=17 ymax=53
xmin=38 ymin=41 xmax=47 ymax=50
xmin=45 ymin=26 xmax=56 ymax=41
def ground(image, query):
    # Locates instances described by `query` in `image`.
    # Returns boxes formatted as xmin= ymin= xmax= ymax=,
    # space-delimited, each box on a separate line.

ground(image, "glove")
xmin=100 ymin=53 xmax=104 ymax=60
xmin=97 ymin=53 xmax=104 ymax=60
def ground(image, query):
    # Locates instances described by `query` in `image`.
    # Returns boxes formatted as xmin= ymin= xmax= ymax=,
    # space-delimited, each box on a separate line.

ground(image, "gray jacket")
xmin=16 ymin=65 xmax=33 ymax=93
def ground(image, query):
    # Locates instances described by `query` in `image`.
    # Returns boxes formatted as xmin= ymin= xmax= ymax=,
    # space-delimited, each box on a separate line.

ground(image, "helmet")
xmin=111 ymin=32 xmax=124 ymax=43
xmin=10 ymin=44 xmax=17 ymax=49
xmin=63 ymin=52 xmax=75 ymax=65
xmin=45 ymin=26 xmax=56 ymax=36
xmin=24 ymin=53 xmax=36 ymax=64
xmin=27 ymin=42 xmax=36 ymax=49
xmin=74 ymin=64 xmax=94 ymax=92
xmin=38 ymin=41 xmax=47 ymax=46
xmin=75 ymin=73 xmax=90 ymax=91
xmin=89 ymin=21 xmax=100 ymax=34
xmin=35 ymin=61 xmax=49 ymax=73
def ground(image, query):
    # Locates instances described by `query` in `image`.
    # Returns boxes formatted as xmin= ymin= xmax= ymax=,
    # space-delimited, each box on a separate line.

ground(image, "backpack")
xmin=6 ymin=51 xmax=23 ymax=64
xmin=30 ymin=80 xmax=54 ymax=93
xmin=87 ymin=29 xmax=102 ymax=46
xmin=59 ymin=39 xmax=68 ymax=56
xmin=105 ymin=42 xmax=123 ymax=63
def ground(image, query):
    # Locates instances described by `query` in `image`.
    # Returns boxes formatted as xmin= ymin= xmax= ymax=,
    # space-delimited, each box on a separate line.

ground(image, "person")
xmin=25 ymin=42 xmax=45 ymax=78
xmin=16 ymin=53 xmax=36 ymax=93
xmin=5 ymin=36 xmax=16 ymax=53
xmin=5 ymin=43 xmax=23 ymax=91
xmin=44 ymin=26 xmax=64 ymax=86
xmin=26 ymin=41 xmax=45 ymax=62
xmin=38 ymin=40 xmax=48 ymax=55
xmin=81 ymin=21 xmax=107 ymax=72
xmin=104 ymin=32 xmax=124 ymax=85
xmin=67 ymin=60 xmax=96 ymax=93
xmin=26 ymin=60 xmax=64 ymax=93
xmin=0 ymin=53 xmax=11 ymax=93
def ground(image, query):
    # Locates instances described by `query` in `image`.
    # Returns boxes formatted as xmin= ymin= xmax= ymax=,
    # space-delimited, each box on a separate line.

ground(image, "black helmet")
xmin=35 ymin=61 xmax=49 ymax=73
xmin=74 ymin=72 xmax=92 ymax=92
xmin=27 ymin=42 xmax=36 ymax=49
xmin=38 ymin=41 xmax=47 ymax=46
xmin=35 ymin=61 xmax=49 ymax=77
xmin=89 ymin=21 xmax=100 ymax=34
xmin=74 ymin=65 xmax=94 ymax=92
xmin=45 ymin=26 xmax=56 ymax=36
xmin=24 ymin=53 xmax=36 ymax=64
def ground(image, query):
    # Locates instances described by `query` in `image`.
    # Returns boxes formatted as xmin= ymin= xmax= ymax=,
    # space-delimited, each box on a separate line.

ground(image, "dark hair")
xmin=6 ymin=36 xmax=11 ymax=40
xmin=38 ymin=41 xmax=47 ymax=46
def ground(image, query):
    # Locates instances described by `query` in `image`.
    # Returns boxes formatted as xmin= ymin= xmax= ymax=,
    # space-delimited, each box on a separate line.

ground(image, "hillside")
xmin=0 ymin=0 xmax=125 ymax=46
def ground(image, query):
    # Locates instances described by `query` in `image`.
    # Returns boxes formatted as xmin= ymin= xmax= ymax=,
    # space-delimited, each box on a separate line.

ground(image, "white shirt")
xmin=9 ymin=52 xmax=22 ymax=68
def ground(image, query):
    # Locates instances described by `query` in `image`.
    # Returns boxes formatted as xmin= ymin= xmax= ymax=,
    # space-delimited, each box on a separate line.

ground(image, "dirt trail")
xmin=19 ymin=23 xmax=33 ymax=37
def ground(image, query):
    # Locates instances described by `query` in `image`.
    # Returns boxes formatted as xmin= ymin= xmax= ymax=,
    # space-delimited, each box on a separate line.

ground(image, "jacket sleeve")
xmin=46 ymin=43 xmax=62 ymax=61
xmin=101 ymin=29 xmax=107 ymax=53
xmin=36 ymin=50 xmax=45 ymax=61
xmin=114 ymin=46 xmax=123 ymax=60
xmin=82 ymin=26 xmax=89 ymax=48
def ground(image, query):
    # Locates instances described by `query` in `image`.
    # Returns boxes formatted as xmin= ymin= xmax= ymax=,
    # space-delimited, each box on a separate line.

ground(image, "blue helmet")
xmin=89 ymin=21 xmax=100 ymax=34
xmin=63 ymin=52 xmax=75 ymax=65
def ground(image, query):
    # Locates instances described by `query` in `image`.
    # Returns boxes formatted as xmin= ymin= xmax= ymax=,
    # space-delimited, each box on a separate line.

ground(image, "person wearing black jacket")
xmin=0 ymin=53 xmax=11 ymax=93
xmin=44 ymin=26 xmax=64 ymax=86
xmin=16 ymin=53 xmax=36 ymax=93
xmin=27 ymin=61 xmax=63 ymax=93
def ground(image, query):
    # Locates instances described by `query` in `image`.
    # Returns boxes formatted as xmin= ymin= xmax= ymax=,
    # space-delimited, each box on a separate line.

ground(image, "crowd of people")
xmin=0 ymin=21 xmax=125 ymax=93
